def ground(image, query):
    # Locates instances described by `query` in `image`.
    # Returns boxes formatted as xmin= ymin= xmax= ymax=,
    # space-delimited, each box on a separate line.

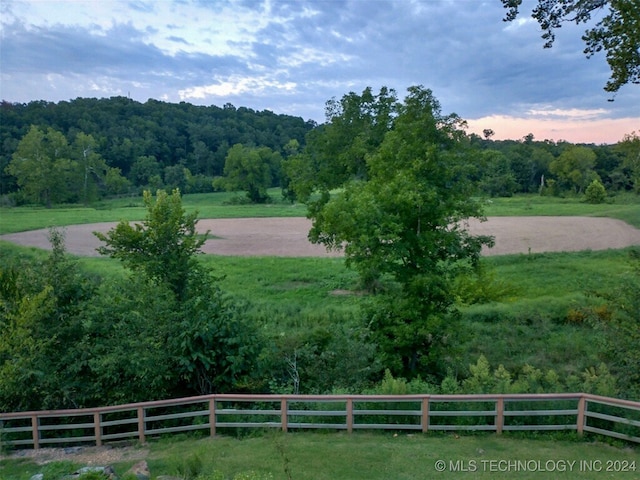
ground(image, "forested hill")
xmin=0 ymin=97 xmax=315 ymax=200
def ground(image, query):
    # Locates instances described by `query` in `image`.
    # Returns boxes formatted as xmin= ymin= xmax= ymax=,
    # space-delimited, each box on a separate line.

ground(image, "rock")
xmin=126 ymin=460 xmax=150 ymax=480
xmin=28 ymin=474 xmax=44 ymax=480
xmin=64 ymin=446 xmax=84 ymax=455
xmin=62 ymin=465 xmax=118 ymax=479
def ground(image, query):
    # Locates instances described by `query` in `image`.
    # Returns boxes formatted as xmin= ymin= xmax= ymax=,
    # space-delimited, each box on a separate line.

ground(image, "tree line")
xmin=0 ymin=97 xmax=313 ymax=205
xmin=2 ymin=95 xmax=639 ymax=208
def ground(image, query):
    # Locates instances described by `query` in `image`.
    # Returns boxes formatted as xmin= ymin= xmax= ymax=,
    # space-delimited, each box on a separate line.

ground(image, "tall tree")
xmin=309 ymin=86 xmax=494 ymax=377
xmin=549 ymin=145 xmax=597 ymax=193
xmin=95 ymin=189 xmax=207 ymax=300
xmin=615 ymin=131 xmax=640 ymax=191
xmin=71 ymin=132 xmax=109 ymax=204
xmin=215 ymin=144 xmax=281 ymax=203
xmin=6 ymin=126 xmax=76 ymax=207
xmin=502 ymin=0 xmax=640 ymax=94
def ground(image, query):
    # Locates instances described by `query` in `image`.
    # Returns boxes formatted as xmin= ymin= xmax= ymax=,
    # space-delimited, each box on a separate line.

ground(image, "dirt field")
xmin=2 ymin=216 xmax=640 ymax=257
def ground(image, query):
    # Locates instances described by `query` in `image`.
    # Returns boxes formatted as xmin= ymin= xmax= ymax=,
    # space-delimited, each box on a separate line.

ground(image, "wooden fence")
xmin=1 ymin=393 xmax=639 ymax=449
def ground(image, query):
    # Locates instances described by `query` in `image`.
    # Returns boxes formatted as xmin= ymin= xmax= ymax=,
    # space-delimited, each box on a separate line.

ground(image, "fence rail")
xmin=1 ymin=393 xmax=638 ymax=449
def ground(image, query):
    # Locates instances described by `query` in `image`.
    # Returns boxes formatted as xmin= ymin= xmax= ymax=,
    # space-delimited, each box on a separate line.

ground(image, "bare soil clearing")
xmin=2 ymin=216 xmax=640 ymax=257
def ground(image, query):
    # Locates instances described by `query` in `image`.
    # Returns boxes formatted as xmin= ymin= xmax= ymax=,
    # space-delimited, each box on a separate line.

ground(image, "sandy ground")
xmin=2 ymin=216 xmax=640 ymax=257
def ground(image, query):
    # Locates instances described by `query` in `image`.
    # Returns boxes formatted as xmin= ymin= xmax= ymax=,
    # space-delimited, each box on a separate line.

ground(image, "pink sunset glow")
xmin=467 ymin=114 xmax=638 ymax=145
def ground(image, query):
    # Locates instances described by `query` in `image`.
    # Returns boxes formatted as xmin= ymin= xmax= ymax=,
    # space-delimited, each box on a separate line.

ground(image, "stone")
xmin=28 ymin=474 xmax=44 ymax=480
xmin=63 ymin=465 xmax=118 ymax=479
xmin=126 ymin=459 xmax=151 ymax=480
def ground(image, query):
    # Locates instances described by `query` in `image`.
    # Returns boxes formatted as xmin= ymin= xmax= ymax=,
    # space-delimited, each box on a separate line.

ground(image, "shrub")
xmin=585 ymin=179 xmax=607 ymax=203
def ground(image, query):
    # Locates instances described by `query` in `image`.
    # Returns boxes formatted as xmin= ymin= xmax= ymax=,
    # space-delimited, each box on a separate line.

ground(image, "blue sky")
xmin=1 ymin=0 xmax=638 ymax=143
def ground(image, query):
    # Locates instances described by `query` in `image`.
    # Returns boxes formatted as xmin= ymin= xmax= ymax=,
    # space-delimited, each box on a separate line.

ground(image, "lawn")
xmin=1 ymin=432 xmax=638 ymax=480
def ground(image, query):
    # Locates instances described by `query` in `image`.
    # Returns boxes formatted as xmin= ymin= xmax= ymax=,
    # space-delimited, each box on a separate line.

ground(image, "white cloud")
xmin=527 ymin=107 xmax=609 ymax=120
xmin=178 ymin=75 xmax=297 ymax=100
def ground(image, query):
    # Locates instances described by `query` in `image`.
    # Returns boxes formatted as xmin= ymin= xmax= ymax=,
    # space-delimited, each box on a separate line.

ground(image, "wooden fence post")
xmin=496 ymin=397 xmax=504 ymax=435
xmin=577 ymin=396 xmax=586 ymax=436
xmin=209 ymin=398 xmax=216 ymax=437
xmin=346 ymin=398 xmax=353 ymax=433
xmin=137 ymin=407 xmax=146 ymax=444
xmin=31 ymin=415 xmax=40 ymax=449
xmin=421 ymin=397 xmax=430 ymax=433
xmin=281 ymin=398 xmax=288 ymax=433
xmin=94 ymin=412 xmax=102 ymax=447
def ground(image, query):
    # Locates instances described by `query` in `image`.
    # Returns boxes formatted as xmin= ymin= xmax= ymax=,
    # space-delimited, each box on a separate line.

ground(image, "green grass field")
xmin=1 ymin=191 xmax=639 ymax=235
xmin=1 ymin=191 xmax=639 ymax=379
xmin=1 ymin=432 xmax=638 ymax=480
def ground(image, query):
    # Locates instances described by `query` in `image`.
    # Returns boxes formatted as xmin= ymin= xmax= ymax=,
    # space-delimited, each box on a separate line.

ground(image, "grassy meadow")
xmin=1 ymin=191 xmax=639 ymax=379
xmin=2 ymin=432 xmax=639 ymax=480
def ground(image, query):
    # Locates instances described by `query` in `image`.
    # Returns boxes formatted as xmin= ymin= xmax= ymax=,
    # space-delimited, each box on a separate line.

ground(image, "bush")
xmin=585 ymin=179 xmax=607 ymax=203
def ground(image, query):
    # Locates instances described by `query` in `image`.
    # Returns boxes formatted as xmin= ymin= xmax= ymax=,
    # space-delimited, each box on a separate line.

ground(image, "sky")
xmin=1 ymin=0 xmax=638 ymax=144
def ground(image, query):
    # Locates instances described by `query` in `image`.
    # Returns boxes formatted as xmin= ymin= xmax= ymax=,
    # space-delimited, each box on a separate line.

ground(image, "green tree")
xmin=589 ymin=249 xmax=640 ymax=398
xmin=289 ymin=87 xmax=398 ymax=209
xmin=549 ymin=145 xmax=597 ymax=193
xmin=0 ymin=228 xmax=98 ymax=410
xmin=95 ymin=189 xmax=207 ymax=300
xmin=130 ymin=155 xmax=162 ymax=187
xmin=71 ymin=132 xmax=109 ymax=204
xmin=478 ymin=150 xmax=519 ymax=197
xmin=502 ymin=0 xmax=640 ymax=94
xmin=615 ymin=131 xmax=640 ymax=191
xmin=6 ymin=126 xmax=76 ymax=207
xmin=215 ymin=144 xmax=281 ymax=203
xmin=94 ymin=188 xmax=260 ymax=396
xmin=309 ymin=86 xmax=494 ymax=377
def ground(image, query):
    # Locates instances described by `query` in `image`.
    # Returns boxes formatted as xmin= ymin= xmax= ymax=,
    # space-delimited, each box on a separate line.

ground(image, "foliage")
xmin=285 ymin=86 xmax=398 ymax=203
xmin=0 ymin=97 xmax=313 ymax=205
xmin=615 ymin=131 xmax=640 ymax=192
xmin=95 ymin=189 xmax=207 ymax=300
xmin=589 ymin=248 xmax=640 ymax=398
xmin=477 ymin=150 xmax=519 ymax=197
xmin=371 ymin=355 xmax=617 ymax=396
xmin=585 ymin=178 xmax=607 ymax=203
xmin=549 ymin=145 xmax=597 ymax=193
xmin=5 ymin=126 xmax=76 ymax=207
xmin=215 ymin=144 xmax=282 ymax=203
xmin=173 ymin=288 xmax=262 ymax=395
xmin=502 ymin=0 xmax=640 ymax=93
xmin=0 ymin=228 xmax=99 ymax=410
xmin=304 ymin=86 xmax=493 ymax=377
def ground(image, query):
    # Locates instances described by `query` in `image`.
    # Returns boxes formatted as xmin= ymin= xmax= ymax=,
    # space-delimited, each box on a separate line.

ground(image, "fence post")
xmin=31 ymin=415 xmax=40 ymax=449
xmin=577 ymin=396 xmax=586 ymax=437
xmin=421 ymin=397 xmax=430 ymax=433
xmin=94 ymin=412 xmax=102 ymax=447
xmin=346 ymin=398 xmax=353 ymax=434
xmin=209 ymin=398 xmax=216 ymax=437
xmin=281 ymin=398 xmax=288 ymax=433
xmin=496 ymin=397 xmax=504 ymax=435
xmin=137 ymin=407 xmax=146 ymax=444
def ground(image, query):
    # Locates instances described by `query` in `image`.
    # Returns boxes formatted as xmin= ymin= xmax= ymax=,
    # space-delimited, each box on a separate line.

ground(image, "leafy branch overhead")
xmin=502 ymin=0 xmax=640 ymax=93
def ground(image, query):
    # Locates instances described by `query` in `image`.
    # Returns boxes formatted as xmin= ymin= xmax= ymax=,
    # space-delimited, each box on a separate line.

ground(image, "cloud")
xmin=179 ymin=75 xmax=297 ymax=99
xmin=0 ymin=0 xmax=637 ymax=143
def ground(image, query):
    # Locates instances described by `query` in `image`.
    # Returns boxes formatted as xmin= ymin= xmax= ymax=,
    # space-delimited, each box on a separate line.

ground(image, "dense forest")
xmin=1 ymin=95 xmax=638 ymax=207
xmin=0 ymin=97 xmax=314 ymax=204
